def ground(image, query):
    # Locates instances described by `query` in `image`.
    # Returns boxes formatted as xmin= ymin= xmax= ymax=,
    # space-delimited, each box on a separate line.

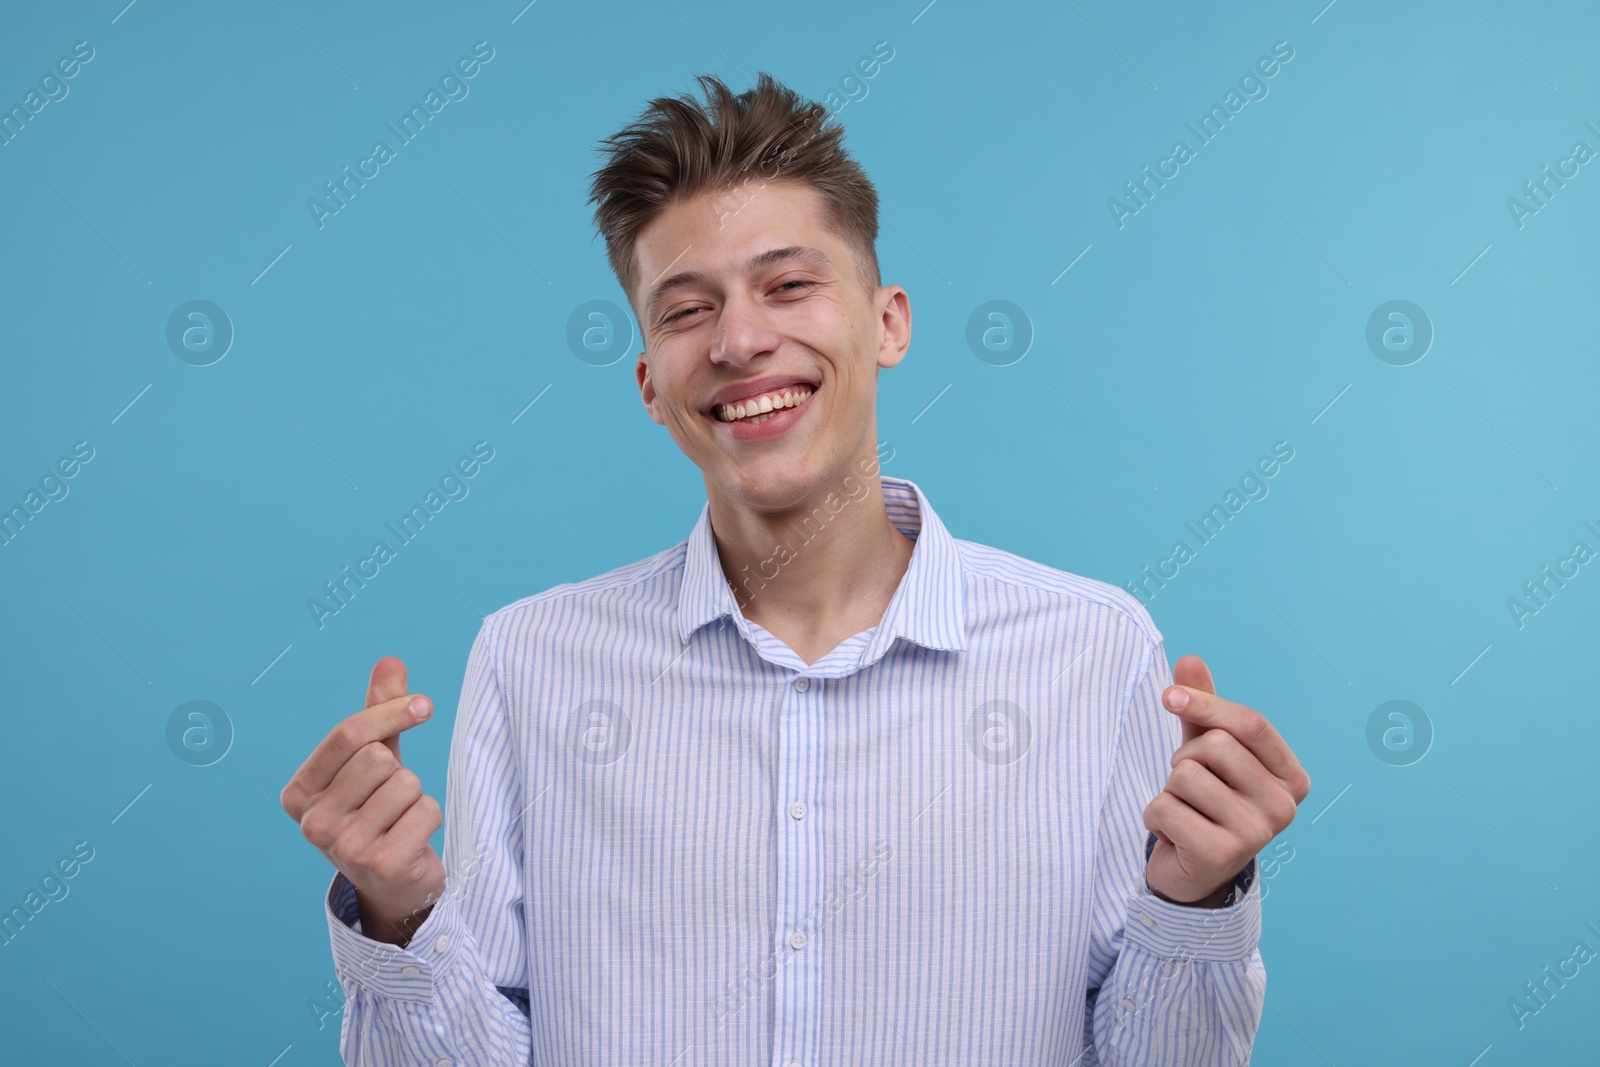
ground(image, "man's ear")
xmin=876 ymin=285 xmax=911 ymax=370
xmin=636 ymin=351 xmax=664 ymax=425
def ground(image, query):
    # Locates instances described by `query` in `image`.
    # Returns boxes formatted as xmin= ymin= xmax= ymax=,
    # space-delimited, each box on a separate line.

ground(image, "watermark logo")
xmin=1365 ymin=699 xmax=1432 ymax=767
xmin=1508 ymin=918 xmax=1600 ymax=1031
xmin=728 ymin=442 xmax=894 ymax=614
xmin=1507 ymin=121 xmax=1598 ymax=230
xmin=1255 ymin=839 xmax=1296 ymax=902
xmin=1506 ymin=521 xmax=1599 ymax=629
xmin=0 ymin=840 xmax=95 ymax=948
xmin=965 ymin=699 xmax=1032 ymax=766
xmin=1 ymin=440 xmax=95 ymax=550
xmin=707 ymin=40 xmax=896 ymax=233
xmin=0 ymin=40 xmax=95 ymax=150
xmin=566 ymin=299 xmax=634 ymax=366
xmin=308 ymin=42 xmax=495 ymax=230
xmin=966 ymin=300 xmax=1033 ymax=366
xmin=712 ymin=838 xmax=893 ymax=1029
xmin=315 ymin=839 xmax=497 ymax=1028
xmin=566 ymin=699 xmax=631 ymax=766
xmin=1108 ymin=40 xmax=1295 ymax=229
xmin=1124 ymin=441 xmax=1295 ymax=606
xmin=166 ymin=700 xmax=234 ymax=767
xmin=166 ymin=300 xmax=234 ymax=366
xmin=308 ymin=442 xmax=495 ymax=630
xmin=1365 ymin=300 xmax=1432 ymax=366
xmin=820 ymin=41 xmax=895 ymax=116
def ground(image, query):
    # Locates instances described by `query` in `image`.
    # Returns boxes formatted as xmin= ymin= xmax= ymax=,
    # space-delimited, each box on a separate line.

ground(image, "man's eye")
xmin=665 ymin=283 xmax=810 ymax=324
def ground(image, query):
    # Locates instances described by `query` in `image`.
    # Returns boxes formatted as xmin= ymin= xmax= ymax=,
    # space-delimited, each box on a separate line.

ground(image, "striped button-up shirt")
xmin=324 ymin=473 xmax=1264 ymax=1065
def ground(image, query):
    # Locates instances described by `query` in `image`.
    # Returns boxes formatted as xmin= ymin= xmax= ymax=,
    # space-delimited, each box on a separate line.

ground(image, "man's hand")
xmin=280 ymin=656 xmax=447 ymax=945
xmin=1143 ymin=654 xmax=1311 ymax=907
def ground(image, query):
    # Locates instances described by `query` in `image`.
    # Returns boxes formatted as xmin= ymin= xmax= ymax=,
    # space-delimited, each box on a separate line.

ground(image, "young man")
xmin=282 ymin=73 xmax=1311 ymax=1065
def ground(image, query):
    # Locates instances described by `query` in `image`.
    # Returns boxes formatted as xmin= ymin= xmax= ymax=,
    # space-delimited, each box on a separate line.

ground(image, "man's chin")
xmin=712 ymin=463 xmax=820 ymax=513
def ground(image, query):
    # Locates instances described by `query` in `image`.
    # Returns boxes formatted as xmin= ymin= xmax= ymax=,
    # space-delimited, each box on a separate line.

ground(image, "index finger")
xmin=291 ymin=692 xmax=432 ymax=801
xmin=1163 ymin=685 xmax=1306 ymax=791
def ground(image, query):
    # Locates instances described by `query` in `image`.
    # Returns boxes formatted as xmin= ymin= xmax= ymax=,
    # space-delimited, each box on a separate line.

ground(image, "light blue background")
xmin=2 ymin=1 xmax=1596 ymax=1063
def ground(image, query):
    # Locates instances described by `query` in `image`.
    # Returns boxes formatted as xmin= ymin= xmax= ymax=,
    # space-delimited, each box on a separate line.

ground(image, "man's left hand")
xmin=1143 ymin=654 xmax=1312 ymax=907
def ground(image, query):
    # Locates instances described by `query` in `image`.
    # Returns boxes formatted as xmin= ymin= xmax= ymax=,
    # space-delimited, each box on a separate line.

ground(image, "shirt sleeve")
xmin=1080 ymin=634 xmax=1267 ymax=1065
xmin=323 ymin=618 xmax=533 ymax=1066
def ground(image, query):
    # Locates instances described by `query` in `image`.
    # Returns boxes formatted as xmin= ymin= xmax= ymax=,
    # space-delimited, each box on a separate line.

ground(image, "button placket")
xmin=772 ymin=673 xmax=822 ymax=1067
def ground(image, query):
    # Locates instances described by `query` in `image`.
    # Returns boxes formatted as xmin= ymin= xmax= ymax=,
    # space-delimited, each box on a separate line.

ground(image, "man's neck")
xmin=707 ymin=473 xmax=916 ymax=663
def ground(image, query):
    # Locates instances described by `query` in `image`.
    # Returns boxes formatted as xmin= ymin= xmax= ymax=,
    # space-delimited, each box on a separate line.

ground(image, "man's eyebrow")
xmin=643 ymin=245 xmax=834 ymax=320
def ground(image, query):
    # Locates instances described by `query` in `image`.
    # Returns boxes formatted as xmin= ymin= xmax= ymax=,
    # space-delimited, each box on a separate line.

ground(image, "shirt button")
xmin=789 ymin=801 xmax=807 ymax=820
xmin=789 ymin=930 xmax=808 ymax=950
xmin=1121 ymin=997 xmax=1138 ymax=1010
xmin=434 ymin=1060 xmax=453 ymax=1067
xmin=433 ymin=935 xmax=450 ymax=952
xmin=793 ymin=677 xmax=809 ymax=692
xmin=400 ymin=965 xmax=420 ymax=978
xmin=1138 ymin=914 xmax=1158 ymax=929
xmin=788 ymin=1062 xmax=804 ymax=1067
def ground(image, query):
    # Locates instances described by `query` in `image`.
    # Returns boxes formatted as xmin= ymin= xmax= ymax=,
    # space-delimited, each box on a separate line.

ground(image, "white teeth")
xmin=718 ymin=386 xmax=814 ymax=423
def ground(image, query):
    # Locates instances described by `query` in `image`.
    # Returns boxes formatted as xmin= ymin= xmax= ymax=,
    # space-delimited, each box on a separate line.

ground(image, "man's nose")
xmin=710 ymin=291 xmax=780 ymax=367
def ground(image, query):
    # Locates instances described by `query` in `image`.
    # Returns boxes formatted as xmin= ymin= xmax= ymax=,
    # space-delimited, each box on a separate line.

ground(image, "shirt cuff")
xmin=325 ymin=870 xmax=466 ymax=1003
xmin=1124 ymin=830 xmax=1261 ymax=962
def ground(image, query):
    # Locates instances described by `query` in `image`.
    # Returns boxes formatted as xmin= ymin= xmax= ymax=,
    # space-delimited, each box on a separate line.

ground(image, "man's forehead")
xmin=650 ymin=180 xmax=821 ymax=239
xmin=640 ymin=183 xmax=834 ymax=260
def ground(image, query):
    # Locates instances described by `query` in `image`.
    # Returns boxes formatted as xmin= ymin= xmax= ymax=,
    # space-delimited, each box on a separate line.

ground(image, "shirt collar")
xmin=677 ymin=474 xmax=967 ymax=657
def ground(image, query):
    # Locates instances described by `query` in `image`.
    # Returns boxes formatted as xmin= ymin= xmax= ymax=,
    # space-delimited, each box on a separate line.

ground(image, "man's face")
xmin=633 ymin=181 xmax=909 ymax=513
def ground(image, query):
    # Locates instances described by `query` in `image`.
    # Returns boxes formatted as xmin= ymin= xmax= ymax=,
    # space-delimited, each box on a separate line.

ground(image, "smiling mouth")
xmin=710 ymin=384 xmax=819 ymax=424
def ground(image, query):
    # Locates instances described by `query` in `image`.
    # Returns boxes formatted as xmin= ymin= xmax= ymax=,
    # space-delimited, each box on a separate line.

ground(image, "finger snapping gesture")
xmin=280 ymin=656 xmax=448 ymax=946
xmin=1143 ymin=654 xmax=1312 ymax=907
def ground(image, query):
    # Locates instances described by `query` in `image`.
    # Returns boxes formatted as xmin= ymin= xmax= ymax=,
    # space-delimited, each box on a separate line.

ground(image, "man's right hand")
xmin=281 ymin=655 xmax=447 ymax=947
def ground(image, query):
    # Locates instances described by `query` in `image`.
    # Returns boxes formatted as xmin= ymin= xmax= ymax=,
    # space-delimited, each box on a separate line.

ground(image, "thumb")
xmin=1168 ymin=654 xmax=1216 ymax=745
xmin=1172 ymin=653 xmax=1215 ymax=696
xmin=366 ymin=656 xmax=410 ymax=760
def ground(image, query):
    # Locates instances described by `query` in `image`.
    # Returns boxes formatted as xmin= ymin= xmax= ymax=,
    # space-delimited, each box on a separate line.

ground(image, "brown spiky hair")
xmin=586 ymin=72 xmax=882 ymax=320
